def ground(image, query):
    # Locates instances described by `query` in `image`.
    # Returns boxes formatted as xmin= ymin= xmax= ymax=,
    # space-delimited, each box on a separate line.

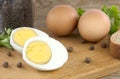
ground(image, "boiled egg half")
xmin=23 ymin=37 xmax=68 ymax=71
xmin=10 ymin=27 xmax=49 ymax=53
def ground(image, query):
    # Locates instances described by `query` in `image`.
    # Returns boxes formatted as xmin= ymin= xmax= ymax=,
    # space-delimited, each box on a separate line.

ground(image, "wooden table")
xmin=34 ymin=0 xmax=120 ymax=79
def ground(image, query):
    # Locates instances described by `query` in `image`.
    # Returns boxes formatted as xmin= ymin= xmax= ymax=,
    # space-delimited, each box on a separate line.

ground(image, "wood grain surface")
xmin=33 ymin=0 xmax=120 ymax=79
xmin=1 ymin=27 xmax=120 ymax=79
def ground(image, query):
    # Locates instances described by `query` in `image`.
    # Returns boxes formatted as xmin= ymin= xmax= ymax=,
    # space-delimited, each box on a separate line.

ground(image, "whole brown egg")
xmin=46 ymin=5 xmax=79 ymax=36
xmin=78 ymin=9 xmax=110 ymax=42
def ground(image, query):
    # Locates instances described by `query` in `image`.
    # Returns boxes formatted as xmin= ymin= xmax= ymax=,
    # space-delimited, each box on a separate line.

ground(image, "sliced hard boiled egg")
xmin=10 ymin=27 xmax=49 ymax=53
xmin=23 ymin=37 xmax=68 ymax=71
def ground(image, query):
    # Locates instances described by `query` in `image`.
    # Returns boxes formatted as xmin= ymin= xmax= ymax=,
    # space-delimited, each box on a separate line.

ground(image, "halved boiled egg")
xmin=10 ymin=27 xmax=49 ymax=53
xmin=23 ymin=37 xmax=68 ymax=71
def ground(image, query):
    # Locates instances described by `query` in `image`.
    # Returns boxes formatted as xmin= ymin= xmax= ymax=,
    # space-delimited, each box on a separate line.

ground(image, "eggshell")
xmin=23 ymin=37 xmax=68 ymax=71
xmin=10 ymin=27 xmax=49 ymax=53
xmin=47 ymin=5 xmax=79 ymax=36
xmin=78 ymin=9 xmax=110 ymax=42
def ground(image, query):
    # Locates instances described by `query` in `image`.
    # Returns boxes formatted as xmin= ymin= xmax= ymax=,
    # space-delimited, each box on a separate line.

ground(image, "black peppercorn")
xmin=81 ymin=39 xmax=87 ymax=44
xmin=67 ymin=47 xmax=73 ymax=52
xmin=85 ymin=57 xmax=91 ymax=64
xmin=2 ymin=62 xmax=9 ymax=68
xmin=89 ymin=45 xmax=95 ymax=51
xmin=101 ymin=42 xmax=108 ymax=48
xmin=17 ymin=62 xmax=23 ymax=68
xmin=7 ymin=52 xmax=12 ymax=57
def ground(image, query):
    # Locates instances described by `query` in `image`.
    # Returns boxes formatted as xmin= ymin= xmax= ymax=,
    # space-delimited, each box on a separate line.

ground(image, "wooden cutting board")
xmin=0 ymin=27 xmax=120 ymax=79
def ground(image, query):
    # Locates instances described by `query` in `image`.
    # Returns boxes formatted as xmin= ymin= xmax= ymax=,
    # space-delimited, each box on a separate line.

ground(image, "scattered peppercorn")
xmin=7 ymin=51 xmax=12 ymax=57
xmin=2 ymin=62 xmax=9 ymax=68
xmin=85 ymin=57 xmax=91 ymax=64
xmin=101 ymin=42 xmax=108 ymax=48
xmin=89 ymin=45 xmax=95 ymax=51
xmin=81 ymin=39 xmax=87 ymax=44
xmin=17 ymin=62 xmax=23 ymax=68
xmin=67 ymin=47 xmax=73 ymax=52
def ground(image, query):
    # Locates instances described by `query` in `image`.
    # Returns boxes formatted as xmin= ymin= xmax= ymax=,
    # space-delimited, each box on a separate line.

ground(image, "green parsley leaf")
xmin=101 ymin=5 xmax=120 ymax=35
xmin=0 ymin=28 xmax=13 ymax=49
xmin=77 ymin=8 xmax=85 ymax=16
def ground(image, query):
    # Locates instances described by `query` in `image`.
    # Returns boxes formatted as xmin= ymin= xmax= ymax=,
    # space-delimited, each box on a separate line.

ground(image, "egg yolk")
xmin=13 ymin=28 xmax=37 ymax=46
xmin=26 ymin=41 xmax=51 ymax=64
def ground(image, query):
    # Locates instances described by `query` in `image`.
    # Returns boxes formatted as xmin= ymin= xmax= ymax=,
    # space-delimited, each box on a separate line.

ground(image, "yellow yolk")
xmin=13 ymin=28 xmax=37 ymax=46
xmin=26 ymin=41 xmax=51 ymax=64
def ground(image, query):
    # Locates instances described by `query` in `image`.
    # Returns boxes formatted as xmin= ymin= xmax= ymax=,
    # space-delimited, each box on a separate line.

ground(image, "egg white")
xmin=10 ymin=27 xmax=49 ymax=53
xmin=23 ymin=37 xmax=68 ymax=71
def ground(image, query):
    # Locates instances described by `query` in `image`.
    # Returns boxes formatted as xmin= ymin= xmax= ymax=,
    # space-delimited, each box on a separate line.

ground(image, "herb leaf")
xmin=5 ymin=28 xmax=12 ymax=35
xmin=77 ymin=8 xmax=85 ymax=16
xmin=101 ymin=5 xmax=120 ymax=35
xmin=0 ymin=28 xmax=13 ymax=49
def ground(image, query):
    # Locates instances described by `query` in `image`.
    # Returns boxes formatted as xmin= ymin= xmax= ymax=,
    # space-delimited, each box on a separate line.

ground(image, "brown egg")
xmin=46 ymin=5 xmax=79 ymax=36
xmin=78 ymin=9 xmax=110 ymax=42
